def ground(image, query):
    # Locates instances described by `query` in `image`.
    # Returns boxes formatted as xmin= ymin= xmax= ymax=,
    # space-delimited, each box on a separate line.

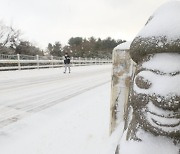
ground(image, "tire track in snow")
xmin=0 ymin=80 xmax=110 ymax=128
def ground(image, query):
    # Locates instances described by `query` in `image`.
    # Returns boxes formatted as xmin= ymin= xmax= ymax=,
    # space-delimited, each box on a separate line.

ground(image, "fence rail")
xmin=0 ymin=54 xmax=112 ymax=70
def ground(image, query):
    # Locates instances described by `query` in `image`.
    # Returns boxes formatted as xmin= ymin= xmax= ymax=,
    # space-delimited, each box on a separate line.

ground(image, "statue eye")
xmin=135 ymin=76 xmax=152 ymax=89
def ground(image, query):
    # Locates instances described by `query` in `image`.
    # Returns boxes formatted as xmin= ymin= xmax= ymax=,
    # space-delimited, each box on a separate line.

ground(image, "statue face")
xmin=131 ymin=54 xmax=180 ymax=137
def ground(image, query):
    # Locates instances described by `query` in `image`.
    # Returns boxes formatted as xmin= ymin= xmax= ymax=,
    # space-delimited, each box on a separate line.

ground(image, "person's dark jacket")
xmin=64 ymin=55 xmax=70 ymax=64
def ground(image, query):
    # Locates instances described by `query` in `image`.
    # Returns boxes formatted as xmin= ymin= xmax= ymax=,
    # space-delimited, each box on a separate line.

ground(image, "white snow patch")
xmin=119 ymin=129 xmax=179 ymax=154
xmin=0 ymin=65 xmax=123 ymax=154
xmin=142 ymin=53 xmax=180 ymax=73
xmin=134 ymin=70 xmax=180 ymax=96
xmin=114 ymin=41 xmax=132 ymax=51
xmin=146 ymin=111 xmax=180 ymax=132
xmin=147 ymin=102 xmax=176 ymax=117
xmin=138 ymin=0 xmax=180 ymax=40
xmin=0 ymin=83 xmax=112 ymax=154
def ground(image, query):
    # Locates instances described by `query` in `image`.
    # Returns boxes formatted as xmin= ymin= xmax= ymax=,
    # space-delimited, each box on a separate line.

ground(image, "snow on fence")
xmin=0 ymin=54 xmax=112 ymax=70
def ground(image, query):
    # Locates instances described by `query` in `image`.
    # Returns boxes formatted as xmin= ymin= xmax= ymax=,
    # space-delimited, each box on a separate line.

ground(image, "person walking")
xmin=64 ymin=53 xmax=71 ymax=73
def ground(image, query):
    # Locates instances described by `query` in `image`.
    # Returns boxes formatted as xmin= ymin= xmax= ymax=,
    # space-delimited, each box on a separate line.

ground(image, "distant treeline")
xmin=47 ymin=37 xmax=126 ymax=58
xmin=0 ymin=22 xmax=126 ymax=58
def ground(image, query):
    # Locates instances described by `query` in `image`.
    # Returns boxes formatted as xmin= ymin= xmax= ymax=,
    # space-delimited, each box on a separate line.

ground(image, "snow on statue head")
xmin=121 ymin=1 xmax=180 ymax=153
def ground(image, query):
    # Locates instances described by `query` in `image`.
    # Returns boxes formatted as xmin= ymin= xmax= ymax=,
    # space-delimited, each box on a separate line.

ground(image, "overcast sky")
xmin=0 ymin=0 xmax=169 ymax=49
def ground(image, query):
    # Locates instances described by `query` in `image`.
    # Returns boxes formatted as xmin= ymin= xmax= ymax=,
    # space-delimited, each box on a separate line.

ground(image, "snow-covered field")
xmin=0 ymin=65 xmax=122 ymax=154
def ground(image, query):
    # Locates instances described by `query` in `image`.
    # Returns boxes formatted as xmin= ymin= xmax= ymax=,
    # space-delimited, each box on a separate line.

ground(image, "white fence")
xmin=0 ymin=54 xmax=112 ymax=70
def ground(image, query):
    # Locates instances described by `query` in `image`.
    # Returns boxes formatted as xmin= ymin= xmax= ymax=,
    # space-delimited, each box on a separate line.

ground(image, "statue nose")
xmin=150 ymin=95 xmax=180 ymax=111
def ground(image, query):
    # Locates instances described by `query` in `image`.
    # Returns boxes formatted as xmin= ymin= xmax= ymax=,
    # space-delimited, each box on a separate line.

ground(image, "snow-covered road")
xmin=0 ymin=65 xmax=112 ymax=128
xmin=0 ymin=64 xmax=123 ymax=154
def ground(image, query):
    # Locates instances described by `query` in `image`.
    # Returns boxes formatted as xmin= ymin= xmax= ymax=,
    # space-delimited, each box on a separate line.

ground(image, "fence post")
xmin=71 ymin=57 xmax=74 ymax=66
xmin=36 ymin=55 xmax=39 ymax=69
xmin=85 ymin=58 xmax=87 ymax=65
xmin=79 ymin=57 xmax=81 ymax=66
xmin=17 ymin=54 xmax=21 ymax=70
xmin=51 ymin=55 xmax=53 ymax=68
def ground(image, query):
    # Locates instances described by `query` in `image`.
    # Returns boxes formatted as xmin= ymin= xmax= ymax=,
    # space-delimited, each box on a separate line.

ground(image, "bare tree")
xmin=0 ymin=21 xmax=21 ymax=49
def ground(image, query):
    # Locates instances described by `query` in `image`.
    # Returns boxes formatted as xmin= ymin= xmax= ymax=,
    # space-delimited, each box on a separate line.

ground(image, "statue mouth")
xmin=151 ymin=117 xmax=180 ymax=127
xmin=145 ymin=102 xmax=180 ymax=131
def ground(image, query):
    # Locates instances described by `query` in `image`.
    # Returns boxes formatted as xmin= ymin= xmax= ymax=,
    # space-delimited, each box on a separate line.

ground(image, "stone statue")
xmin=119 ymin=1 xmax=180 ymax=153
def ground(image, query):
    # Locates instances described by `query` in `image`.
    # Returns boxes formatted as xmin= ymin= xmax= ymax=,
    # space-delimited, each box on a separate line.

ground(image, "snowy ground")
xmin=0 ymin=65 xmax=122 ymax=154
